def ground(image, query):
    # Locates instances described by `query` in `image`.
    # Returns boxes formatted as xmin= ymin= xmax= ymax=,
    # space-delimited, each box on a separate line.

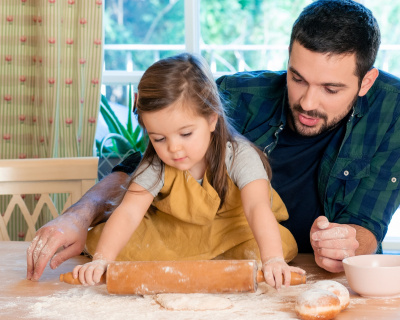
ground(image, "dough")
xmin=155 ymin=293 xmax=233 ymax=311
xmin=311 ymin=280 xmax=350 ymax=310
xmin=295 ymin=288 xmax=341 ymax=320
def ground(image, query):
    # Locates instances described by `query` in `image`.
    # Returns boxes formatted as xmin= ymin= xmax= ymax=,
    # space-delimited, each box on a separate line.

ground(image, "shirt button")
xmin=392 ymin=177 xmax=397 ymax=183
xmin=344 ymin=170 xmax=349 ymax=176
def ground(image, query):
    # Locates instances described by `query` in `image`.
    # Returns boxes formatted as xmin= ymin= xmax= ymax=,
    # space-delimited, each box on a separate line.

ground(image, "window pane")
xmin=362 ymin=0 xmax=400 ymax=77
xmin=102 ymin=84 xmax=137 ymax=107
xmin=104 ymin=0 xmax=185 ymax=72
xmin=200 ymin=0 xmax=312 ymax=72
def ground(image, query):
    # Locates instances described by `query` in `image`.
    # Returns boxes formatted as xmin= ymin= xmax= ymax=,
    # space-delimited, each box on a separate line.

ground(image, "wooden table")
xmin=1 ymin=241 xmax=400 ymax=320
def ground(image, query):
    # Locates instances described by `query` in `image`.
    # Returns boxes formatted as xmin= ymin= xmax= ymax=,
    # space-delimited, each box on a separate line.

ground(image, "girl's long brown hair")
xmin=131 ymin=53 xmax=271 ymax=207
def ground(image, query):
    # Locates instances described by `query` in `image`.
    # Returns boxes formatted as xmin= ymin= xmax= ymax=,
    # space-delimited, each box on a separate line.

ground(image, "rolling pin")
xmin=60 ymin=259 xmax=306 ymax=294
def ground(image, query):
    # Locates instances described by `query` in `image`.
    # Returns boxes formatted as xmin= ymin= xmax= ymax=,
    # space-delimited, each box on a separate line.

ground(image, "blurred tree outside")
xmin=200 ymin=0 xmax=311 ymax=72
xmin=363 ymin=0 xmax=400 ymax=74
xmin=104 ymin=0 xmax=184 ymax=74
xmin=103 ymin=0 xmax=400 ymax=106
xmin=103 ymin=0 xmax=313 ymax=105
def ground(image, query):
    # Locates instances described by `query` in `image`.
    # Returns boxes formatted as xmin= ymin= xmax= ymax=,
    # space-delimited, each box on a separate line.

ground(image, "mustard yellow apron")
xmin=86 ymin=165 xmax=298 ymax=262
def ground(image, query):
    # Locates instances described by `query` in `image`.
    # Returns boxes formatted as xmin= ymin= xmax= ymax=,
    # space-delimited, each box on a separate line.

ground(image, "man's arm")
xmin=312 ymin=72 xmax=400 ymax=272
xmin=26 ymin=171 xmax=130 ymax=281
xmin=351 ymin=224 xmax=378 ymax=255
xmin=310 ymin=216 xmax=378 ymax=273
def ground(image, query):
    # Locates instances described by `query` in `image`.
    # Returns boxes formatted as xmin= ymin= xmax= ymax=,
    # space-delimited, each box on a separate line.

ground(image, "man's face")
xmin=287 ymin=41 xmax=362 ymax=136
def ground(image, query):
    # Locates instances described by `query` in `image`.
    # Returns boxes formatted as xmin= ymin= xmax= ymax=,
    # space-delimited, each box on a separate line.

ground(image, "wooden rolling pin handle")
xmin=256 ymin=270 xmax=306 ymax=285
xmin=59 ymin=272 xmax=106 ymax=285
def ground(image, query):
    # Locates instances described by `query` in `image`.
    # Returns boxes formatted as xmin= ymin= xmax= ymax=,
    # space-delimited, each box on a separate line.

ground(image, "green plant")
xmin=96 ymin=85 xmax=148 ymax=157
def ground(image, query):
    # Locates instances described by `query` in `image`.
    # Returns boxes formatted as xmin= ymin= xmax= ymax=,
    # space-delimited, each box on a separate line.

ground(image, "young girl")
xmin=74 ymin=53 xmax=305 ymax=289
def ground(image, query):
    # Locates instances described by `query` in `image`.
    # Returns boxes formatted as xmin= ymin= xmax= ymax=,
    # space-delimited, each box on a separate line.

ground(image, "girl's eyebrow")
xmin=289 ymin=66 xmax=348 ymax=88
xmin=147 ymin=125 xmax=195 ymax=135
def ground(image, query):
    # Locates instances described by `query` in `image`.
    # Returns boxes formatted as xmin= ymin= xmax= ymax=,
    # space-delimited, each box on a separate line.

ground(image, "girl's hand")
xmin=72 ymin=259 xmax=109 ymax=286
xmin=261 ymin=257 xmax=305 ymax=290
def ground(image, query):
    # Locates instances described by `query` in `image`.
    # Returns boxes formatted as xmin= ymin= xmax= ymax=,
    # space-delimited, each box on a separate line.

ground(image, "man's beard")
xmin=288 ymin=94 xmax=358 ymax=137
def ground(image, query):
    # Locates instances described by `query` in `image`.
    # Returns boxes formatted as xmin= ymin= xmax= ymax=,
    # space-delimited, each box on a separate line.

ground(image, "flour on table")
xmin=155 ymin=293 xmax=233 ymax=311
xmin=11 ymin=281 xmax=321 ymax=320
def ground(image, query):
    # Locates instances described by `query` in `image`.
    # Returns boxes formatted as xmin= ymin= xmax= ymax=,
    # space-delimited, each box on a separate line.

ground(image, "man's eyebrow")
xmin=289 ymin=66 xmax=348 ymax=88
xmin=289 ymin=66 xmax=304 ymax=80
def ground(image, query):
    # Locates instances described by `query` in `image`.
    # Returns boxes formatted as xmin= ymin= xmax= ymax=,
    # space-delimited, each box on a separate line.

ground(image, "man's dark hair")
xmin=289 ymin=0 xmax=381 ymax=81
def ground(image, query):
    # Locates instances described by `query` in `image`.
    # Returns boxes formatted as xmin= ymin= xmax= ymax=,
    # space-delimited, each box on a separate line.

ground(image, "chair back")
xmin=0 ymin=157 xmax=98 ymax=241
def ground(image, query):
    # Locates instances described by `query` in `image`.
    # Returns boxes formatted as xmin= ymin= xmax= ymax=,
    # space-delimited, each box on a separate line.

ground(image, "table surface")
xmin=1 ymin=241 xmax=400 ymax=320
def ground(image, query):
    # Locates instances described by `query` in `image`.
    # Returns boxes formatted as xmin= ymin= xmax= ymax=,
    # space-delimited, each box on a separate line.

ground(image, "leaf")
xmin=99 ymin=133 xmax=134 ymax=157
xmin=131 ymin=125 xmax=142 ymax=145
xmin=137 ymin=134 xmax=149 ymax=153
xmin=99 ymin=95 xmax=135 ymax=146
xmin=97 ymin=93 xmax=147 ymax=157
xmin=127 ymin=83 xmax=134 ymax=135
xmin=100 ymin=95 xmax=123 ymax=135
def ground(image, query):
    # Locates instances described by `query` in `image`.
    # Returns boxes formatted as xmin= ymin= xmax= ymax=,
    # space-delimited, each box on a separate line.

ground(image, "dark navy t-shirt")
xmin=269 ymin=124 xmax=346 ymax=253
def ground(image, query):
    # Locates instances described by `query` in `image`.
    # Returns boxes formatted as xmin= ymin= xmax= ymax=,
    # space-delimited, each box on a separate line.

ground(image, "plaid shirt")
xmin=216 ymin=70 xmax=400 ymax=252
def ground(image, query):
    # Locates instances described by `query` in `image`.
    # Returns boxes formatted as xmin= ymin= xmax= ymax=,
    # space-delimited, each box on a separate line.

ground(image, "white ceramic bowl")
xmin=343 ymin=254 xmax=400 ymax=298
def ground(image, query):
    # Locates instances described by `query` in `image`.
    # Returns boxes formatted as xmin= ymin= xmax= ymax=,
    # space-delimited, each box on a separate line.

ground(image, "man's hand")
xmin=26 ymin=210 xmax=89 ymax=281
xmin=26 ymin=171 xmax=131 ymax=281
xmin=310 ymin=216 xmax=359 ymax=273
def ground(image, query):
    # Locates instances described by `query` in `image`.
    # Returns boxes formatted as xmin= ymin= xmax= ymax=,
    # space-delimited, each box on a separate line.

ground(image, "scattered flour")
xmin=3 ymin=283 xmax=310 ymax=320
xmin=155 ymin=293 xmax=233 ymax=311
xmin=1 ymin=281 xmax=392 ymax=320
xmin=348 ymin=297 xmax=368 ymax=307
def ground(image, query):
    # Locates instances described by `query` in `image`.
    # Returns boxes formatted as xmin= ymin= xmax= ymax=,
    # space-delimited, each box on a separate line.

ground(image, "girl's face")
xmin=141 ymin=100 xmax=218 ymax=180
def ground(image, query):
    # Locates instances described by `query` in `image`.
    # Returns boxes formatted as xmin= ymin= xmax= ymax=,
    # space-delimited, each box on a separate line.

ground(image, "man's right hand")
xmin=26 ymin=171 xmax=132 ymax=281
xmin=26 ymin=210 xmax=89 ymax=281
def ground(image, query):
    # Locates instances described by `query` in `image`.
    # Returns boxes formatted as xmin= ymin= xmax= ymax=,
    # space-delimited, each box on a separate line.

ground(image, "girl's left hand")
xmin=72 ymin=259 xmax=109 ymax=286
xmin=261 ymin=257 xmax=305 ymax=290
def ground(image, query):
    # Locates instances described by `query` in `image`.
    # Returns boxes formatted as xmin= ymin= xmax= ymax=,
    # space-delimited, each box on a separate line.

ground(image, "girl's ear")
xmin=359 ymin=68 xmax=379 ymax=97
xmin=209 ymin=113 xmax=218 ymax=132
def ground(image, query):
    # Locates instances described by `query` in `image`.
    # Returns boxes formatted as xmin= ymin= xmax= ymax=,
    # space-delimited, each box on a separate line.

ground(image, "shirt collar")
xmin=353 ymin=94 xmax=369 ymax=118
xmin=269 ymin=87 xmax=288 ymax=127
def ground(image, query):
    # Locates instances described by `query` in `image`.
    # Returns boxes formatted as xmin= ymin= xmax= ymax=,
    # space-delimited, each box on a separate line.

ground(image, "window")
xmin=101 ymin=0 xmax=314 ymax=103
xmin=384 ymin=208 xmax=400 ymax=253
xmin=102 ymin=0 xmax=400 ymax=91
xmin=361 ymin=0 xmax=400 ymax=80
xmin=200 ymin=0 xmax=312 ymax=75
xmin=100 ymin=0 xmax=400 ymax=250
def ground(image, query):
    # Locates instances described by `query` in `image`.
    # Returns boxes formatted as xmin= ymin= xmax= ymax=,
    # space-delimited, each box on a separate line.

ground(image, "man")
xmin=27 ymin=0 xmax=400 ymax=281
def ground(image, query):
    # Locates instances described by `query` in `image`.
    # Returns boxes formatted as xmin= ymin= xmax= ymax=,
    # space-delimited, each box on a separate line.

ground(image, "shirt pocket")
xmin=330 ymin=158 xmax=370 ymax=202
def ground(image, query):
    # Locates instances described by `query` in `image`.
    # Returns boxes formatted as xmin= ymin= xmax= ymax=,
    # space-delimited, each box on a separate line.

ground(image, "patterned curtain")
xmin=0 ymin=0 xmax=103 ymax=159
xmin=0 ymin=0 xmax=103 ymax=240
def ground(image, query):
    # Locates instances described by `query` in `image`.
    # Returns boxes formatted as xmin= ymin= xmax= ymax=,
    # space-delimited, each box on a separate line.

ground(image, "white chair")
xmin=0 ymin=157 xmax=98 ymax=241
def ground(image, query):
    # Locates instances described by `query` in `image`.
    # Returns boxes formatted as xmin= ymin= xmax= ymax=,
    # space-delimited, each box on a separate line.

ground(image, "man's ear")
xmin=359 ymin=68 xmax=379 ymax=97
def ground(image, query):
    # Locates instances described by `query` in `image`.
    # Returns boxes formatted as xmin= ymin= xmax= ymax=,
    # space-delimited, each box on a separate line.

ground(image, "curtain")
xmin=0 ymin=0 xmax=103 ymax=240
xmin=0 ymin=0 xmax=103 ymax=159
